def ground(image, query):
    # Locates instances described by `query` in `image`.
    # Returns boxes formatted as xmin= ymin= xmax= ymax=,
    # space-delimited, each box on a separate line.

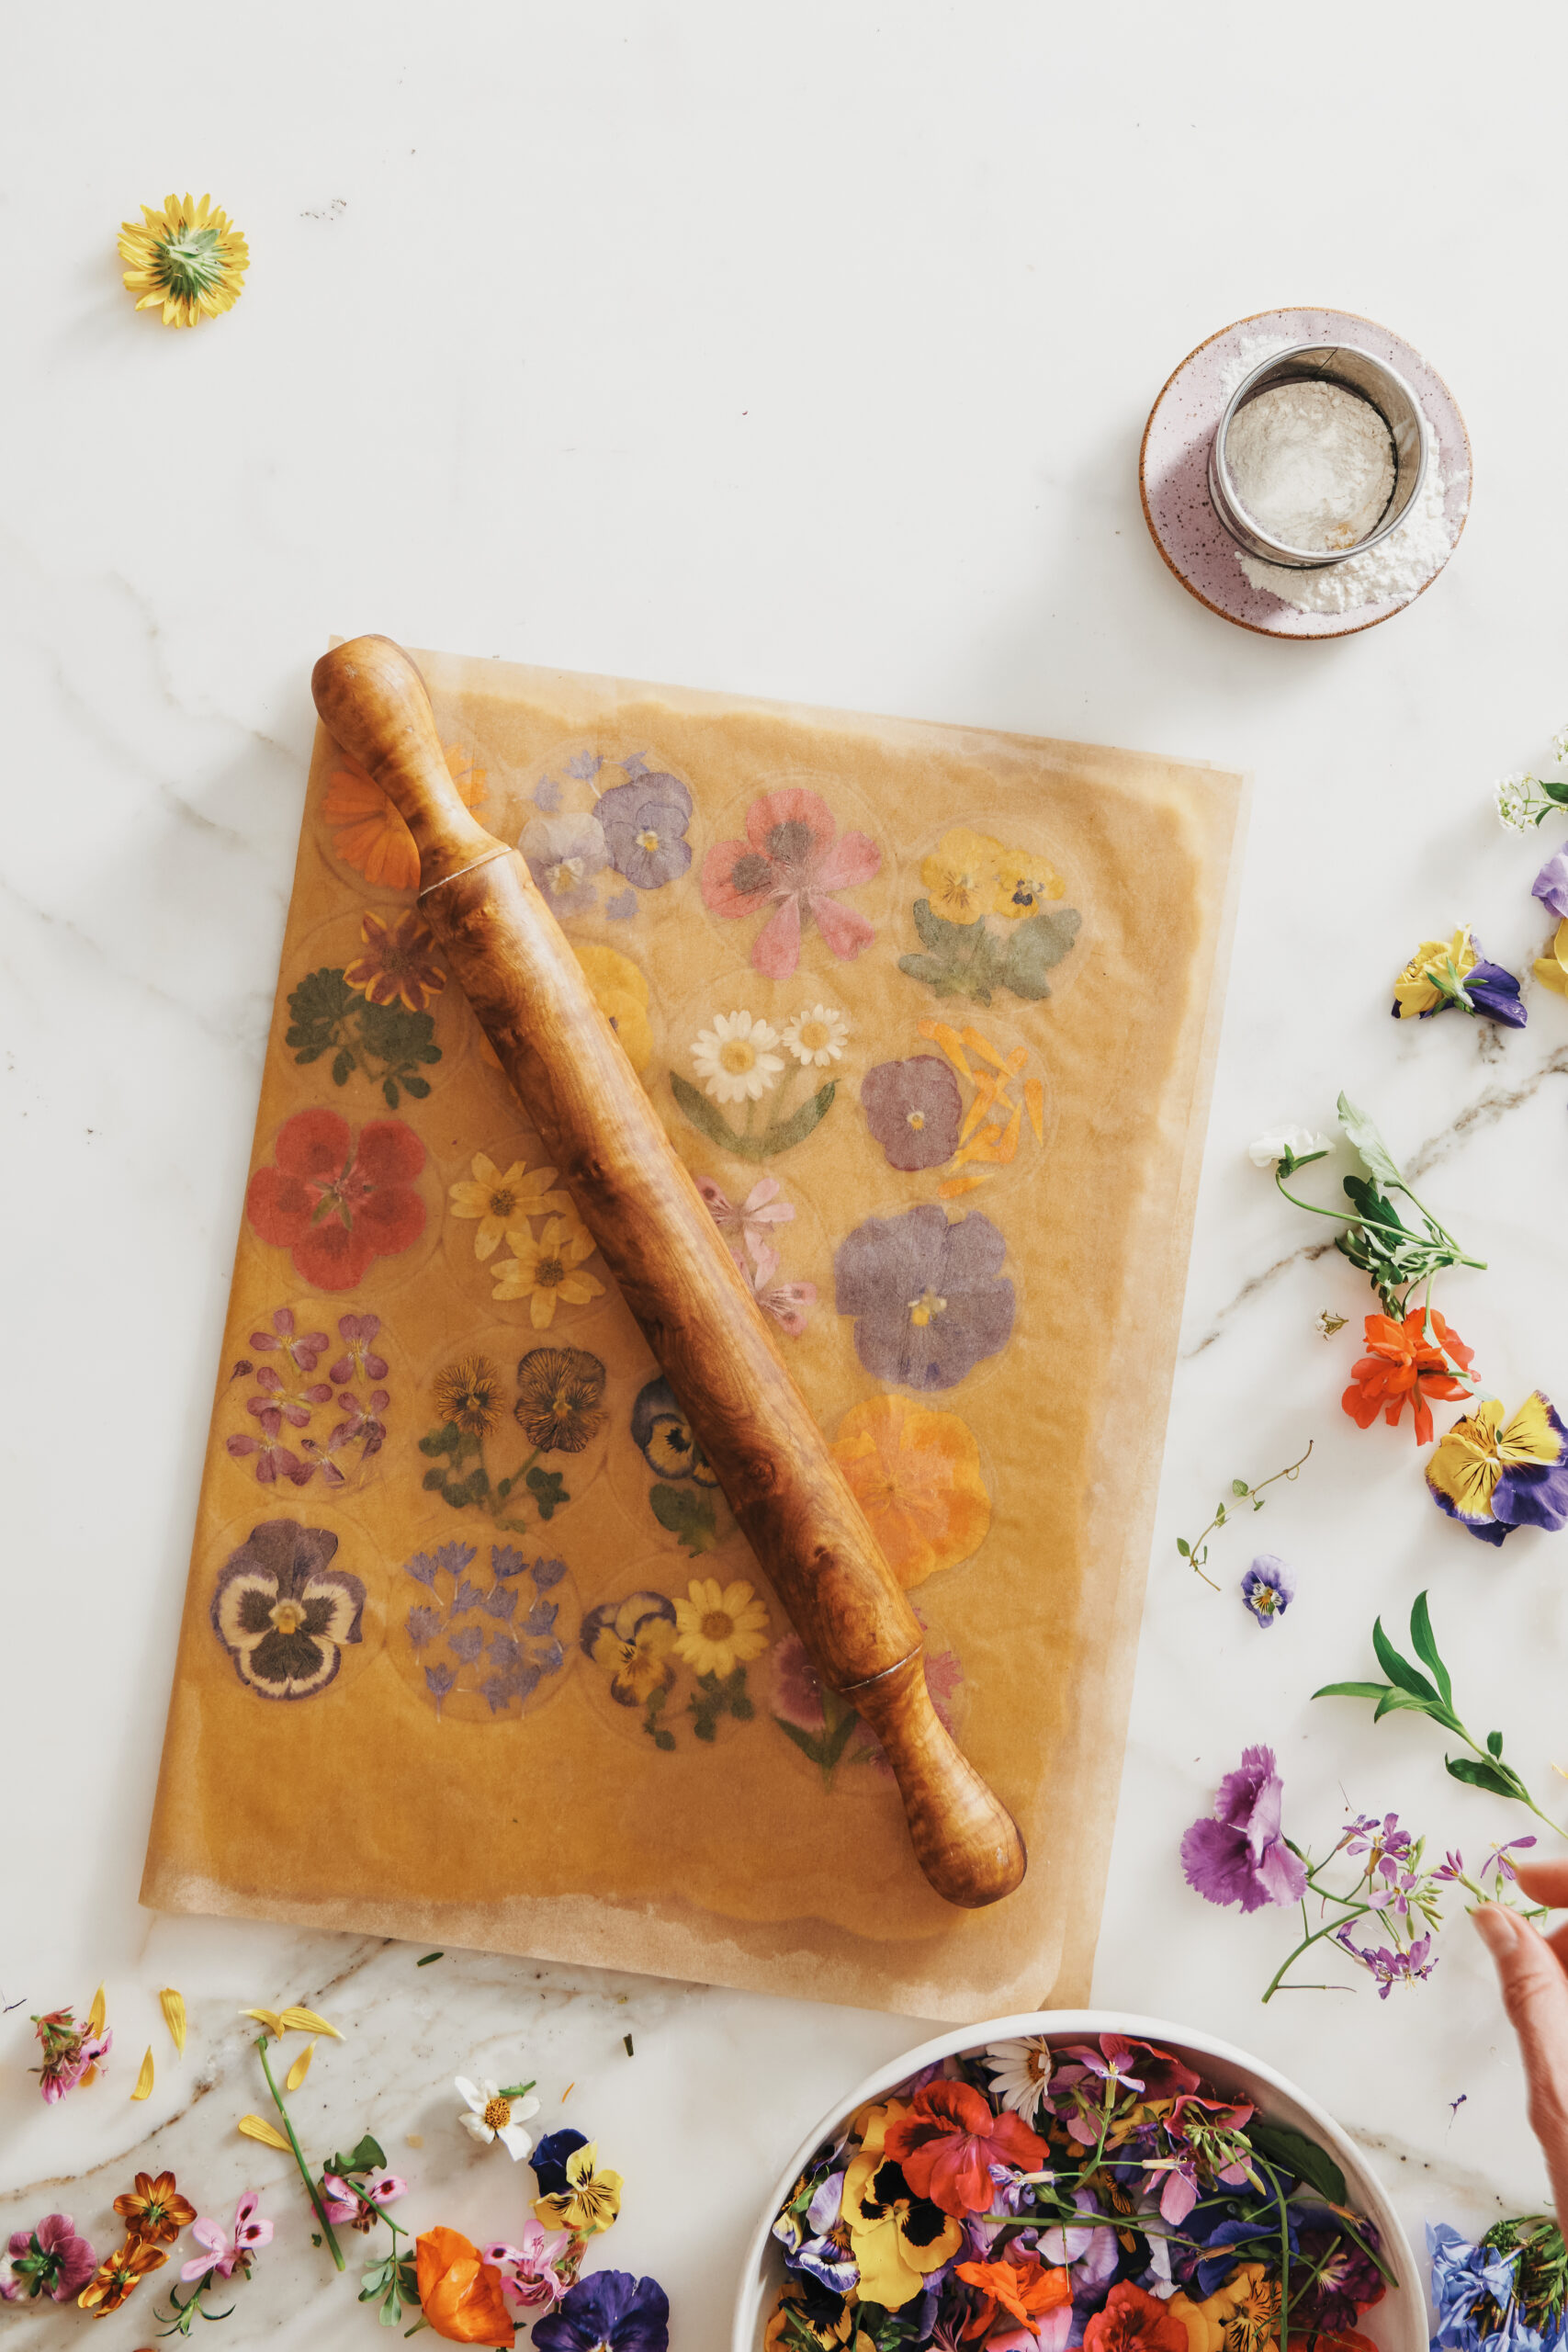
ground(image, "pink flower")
xmin=330 ymin=1311 xmax=389 ymax=1386
xmin=481 ymin=2221 xmax=576 ymax=2312
xmin=734 ymin=1240 xmax=817 ymax=1338
xmin=181 ymin=2191 xmax=273 ymax=2284
xmin=768 ymin=1634 xmax=829 ymax=1733
xmin=697 ymin=1174 xmax=795 ymax=1258
xmin=319 ymin=2168 xmax=406 ymax=2228
xmin=250 ymin=1306 xmax=330 ymax=1371
xmin=700 ymin=786 xmax=880 ymax=977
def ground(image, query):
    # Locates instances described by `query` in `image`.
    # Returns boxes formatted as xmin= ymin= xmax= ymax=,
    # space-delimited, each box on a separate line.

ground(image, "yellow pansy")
xmin=1393 ymin=928 xmax=1477 ymax=1018
xmin=992 ymin=847 xmax=1065 ymax=917
xmin=491 ymin=1216 xmax=604 ymax=1326
xmin=1426 ymin=1393 xmax=1567 ymax=1532
xmin=574 ymin=942 xmax=654 ymax=1075
xmin=672 ymin=1578 xmax=770 ymax=1676
xmin=841 ymin=2098 xmax=963 ymax=2312
xmin=920 ymin=829 xmax=1009 ymax=925
xmin=532 ymin=2141 xmax=623 ymax=2236
xmin=1168 ymin=2265 xmax=1280 ymax=2352
xmin=1534 ymin=917 xmax=1568 ymax=996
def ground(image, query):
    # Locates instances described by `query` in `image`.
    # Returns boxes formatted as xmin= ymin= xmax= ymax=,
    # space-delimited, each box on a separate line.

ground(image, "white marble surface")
xmin=7 ymin=3 xmax=1568 ymax=2342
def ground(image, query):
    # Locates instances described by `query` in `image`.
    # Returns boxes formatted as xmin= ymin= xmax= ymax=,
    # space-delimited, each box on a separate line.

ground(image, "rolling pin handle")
xmin=311 ymin=637 xmax=500 ymax=888
xmin=844 ymin=1650 xmax=1028 ymax=1909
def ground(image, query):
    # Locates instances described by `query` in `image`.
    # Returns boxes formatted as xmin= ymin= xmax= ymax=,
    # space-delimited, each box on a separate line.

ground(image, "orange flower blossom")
xmin=1340 ymin=1307 xmax=1474 ymax=1445
xmin=415 ymin=2226 xmax=515 ymax=2347
xmin=954 ymin=2253 xmax=1071 ymax=2335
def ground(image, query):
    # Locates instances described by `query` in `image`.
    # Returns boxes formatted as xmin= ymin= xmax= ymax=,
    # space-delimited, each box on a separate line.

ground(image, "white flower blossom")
xmin=1495 ymin=774 xmax=1533 ymax=833
xmin=454 ymin=2074 xmax=538 ymax=2161
xmin=1552 ymin=726 xmax=1568 ymax=766
xmin=1247 ymin=1125 xmax=1330 ymax=1170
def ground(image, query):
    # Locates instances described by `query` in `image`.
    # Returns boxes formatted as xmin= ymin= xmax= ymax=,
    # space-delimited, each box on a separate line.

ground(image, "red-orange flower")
xmin=112 ymin=2170 xmax=196 ymax=2245
xmin=1084 ymin=2281 xmax=1191 ymax=2352
xmin=324 ymin=746 xmax=487 ymax=892
xmin=415 ymin=2227 xmax=515 ymax=2346
xmin=344 ymin=911 xmax=446 ymax=1012
xmin=246 ymin=1108 xmax=426 ymax=1292
xmin=1341 ymin=1308 xmax=1474 ymax=1445
xmin=77 ymin=2234 xmax=166 ymax=2313
xmin=883 ymin=2079 xmax=1047 ymax=2217
xmin=954 ymin=2254 xmax=1070 ymax=2335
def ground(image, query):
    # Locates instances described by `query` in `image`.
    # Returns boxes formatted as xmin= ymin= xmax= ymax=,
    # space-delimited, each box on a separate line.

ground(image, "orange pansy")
xmin=831 ymin=1394 xmax=990 ymax=1589
xmin=323 ymin=745 xmax=487 ymax=891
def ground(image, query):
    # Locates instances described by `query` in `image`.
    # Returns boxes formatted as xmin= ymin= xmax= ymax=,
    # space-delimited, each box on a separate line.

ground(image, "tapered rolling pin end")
xmin=311 ymin=636 xmax=500 ymax=886
xmin=846 ymin=1652 xmax=1028 ymax=1909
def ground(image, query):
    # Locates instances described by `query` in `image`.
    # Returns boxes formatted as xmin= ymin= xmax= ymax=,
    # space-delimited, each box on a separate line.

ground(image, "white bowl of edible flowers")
xmin=733 ymin=2011 xmax=1421 ymax=2352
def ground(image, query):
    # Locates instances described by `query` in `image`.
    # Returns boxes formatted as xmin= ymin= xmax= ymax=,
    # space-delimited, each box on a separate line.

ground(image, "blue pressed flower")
xmin=532 ymin=2269 xmax=670 ymax=2352
xmin=524 ymin=1598 xmax=559 ymax=1639
xmin=481 ymin=1583 xmax=518 ymax=1621
xmin=488 ymin=1634 xmax=522 ymax=1669
xmin=532 ymin=1642 xmax=562 ymax=1679
xmin=1240 ymin=1554 xmax=1294 ymax=1626
xmin=531 ymin=2128 xmax=588 ymax=2196
xmin=451 ymin=1578 xmax=485 ymax=1615
xmin=491 ymin=1544 xmax=527 ymax=1580
xmin=562 ymin=750 xmax=604 ymax=781
xmin=447 ymin=1626 xmax=485 ymax=1665
xmin=532 ymin=1555 xmax=568 ymax=1589
xmin=406 ymin=1605 xmax=441 ymax=1650
xmin=404 ymin=1552 xmax=440 ymax=1589
xmin=424 ymin=1662 xmax=455 ymax=1711
xmin=434 ymin=1541 xmax=477 ymax=1577
xmin=534 ymin=776 xmax=564 ymax=811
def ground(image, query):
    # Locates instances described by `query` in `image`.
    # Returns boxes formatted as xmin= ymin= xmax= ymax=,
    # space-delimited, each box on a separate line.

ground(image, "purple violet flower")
xmin=594 ymin=772 xmax=694 ymax=890
xmin=1240 ymin=1554 xmax=1294 ymax=1626
xmin=1180 ymin=1746 xmax=1308 ymax=1913
xmin=861 ymin=1056 xmax=964 ymax=1171
xmin=521 ymin=810 xmax=611 ymax=916
xmin=1333 ymin=1925 xmax=1437 ymax=1997
xmin=834 ymin=1204 xmax=1014 ymax=1390
xmin=1535 ymin=843 xmax=1568 ymax=921
xmin=330 ymin=1312 xmax=388 ymax=1385
xmin=533 ymin=2269 xmax=670 ymax=2352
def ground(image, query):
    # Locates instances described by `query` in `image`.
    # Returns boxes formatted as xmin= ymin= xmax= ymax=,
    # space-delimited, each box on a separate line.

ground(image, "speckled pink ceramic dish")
xmin=1140 ymin=307 xmax=1471 ymax=639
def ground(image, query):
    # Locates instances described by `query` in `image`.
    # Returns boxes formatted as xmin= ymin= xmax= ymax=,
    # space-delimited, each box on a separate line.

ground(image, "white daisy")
xmin=454 ymin=2073 xmax=539 ymax=2161
xmin=690 ymin=1011 xmax=784 ymax=1104
xmin=782 ymin=1004 xmax=849 ymax=1068
xmin=983 ymin=2034 xmax=1055 ymax=2121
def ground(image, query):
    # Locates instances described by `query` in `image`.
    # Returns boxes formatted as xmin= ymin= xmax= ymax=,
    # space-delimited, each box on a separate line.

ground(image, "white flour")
xmin=1224 ymin=380 xmax=1394 ymax=552
xmin=1216 ymin=334 xmax=1451 ymax=615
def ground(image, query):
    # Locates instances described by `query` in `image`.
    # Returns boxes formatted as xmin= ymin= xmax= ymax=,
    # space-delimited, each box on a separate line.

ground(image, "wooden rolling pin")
xmin=311 ymin=637 xmax=1027 ymax=1910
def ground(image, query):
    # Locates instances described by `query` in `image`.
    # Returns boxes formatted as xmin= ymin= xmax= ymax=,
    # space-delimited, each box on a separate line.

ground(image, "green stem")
xmin=256 ymin=2035 xmax=345 ymax=2271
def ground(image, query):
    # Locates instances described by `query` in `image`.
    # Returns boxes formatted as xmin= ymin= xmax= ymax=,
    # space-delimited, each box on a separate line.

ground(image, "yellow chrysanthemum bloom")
xmin=1393 ymin=927 xmax=1477 ymax=1018
xmin=920 ymin=828 xmax=1009 ymax=925
xmin=492 ymin=1216 xmax=604 ymax=1326
xmin=992 ymin=848 xmax=1065 ymax=918
xmin=118 ymin=193 xmax=248 ymax=328
xmin=672 ymin=1577 xmax=770 ymax=1677
xmin=1534 ymin=917 xmax=1568 ymax=997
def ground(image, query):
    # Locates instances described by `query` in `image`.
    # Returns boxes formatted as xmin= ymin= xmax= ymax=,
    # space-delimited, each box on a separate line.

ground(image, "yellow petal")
xmin=242 ymin=2007 xmax=286 ymax=2036
xmin=131 ymin=2047 xmax=155 ymax=2101
xmin=286 ymin=2041 xmax=316 ymax=2092
xmin=278 ymin=2005 xmax=343 ymax=2040
xmin=238 ymin=2114 xmax=292 ymax=2152
xmin=159 ymin=1987 xmax=187 ymax=2055
xmin=86 ymin=1983 xmax=107 ymax=2036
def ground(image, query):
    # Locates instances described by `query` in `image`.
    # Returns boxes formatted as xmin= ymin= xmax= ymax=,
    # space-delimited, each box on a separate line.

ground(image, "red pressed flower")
xmin=883 ymin=2079 xmax=1047 ymax=2217
xmin=700 ymin=786 xmax=881 ymax=978
xmin=246 ymin=1109 xmax=426 ymax=1293
xmin=954 ymin=2254 xmax=1070 ymax=2335
xmin=1340 ymin=1308 xmax=1474 ymax=1445
xmin=1083 ymin=2281 xmax=1191 ymax=2352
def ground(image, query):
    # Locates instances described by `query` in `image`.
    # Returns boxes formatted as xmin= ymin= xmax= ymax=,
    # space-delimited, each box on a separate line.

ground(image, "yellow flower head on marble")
xmin=532 ymin=2140 xmax=624 ymax=2236
xmin=1426 ymin=1394 xmax=1563 ymax=1523
xmin=1393 ymin=927 xmax=1477 ymax=1019
xmin=1534 ymin=916 xmax=1568 ymax=998
xmin=118 ymin=193 xmax=249 ymax=328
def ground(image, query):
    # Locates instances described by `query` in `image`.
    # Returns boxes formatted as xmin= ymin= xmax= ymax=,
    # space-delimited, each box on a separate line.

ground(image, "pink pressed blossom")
xmin=250 ymin=1307 xmax=330 ymax=1371
xmin=733 ymin=1240 xmax=817 ymax=1338
xmin=697 ymin=1174 xmax=795 ymax=1258
xmin=181 ymin=2191 xmax=273 ymax=2283
xmin=225 ymin=1430 xmax=312 ymax=1484
xmin=252 ymin=1363 xmax=334 ymax=1429
xmin=330 ymin=1312 xmax=389 ymax=1386
xmin=319 ymin=2168 xmax=406 ymax=2228
xmin=700 ymin=786 xmax=881 ymax=978
xmin=481 ymin=2221 xmax=576 ymax=2312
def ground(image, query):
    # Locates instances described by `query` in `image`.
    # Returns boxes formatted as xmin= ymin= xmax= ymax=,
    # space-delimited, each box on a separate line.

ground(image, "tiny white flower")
xmin=782 ymin=1004 xmax=850 ymax=1068
xmin=1553 ymin=727 xmax=1568 ymax=766
xmin=1247 ymin=1125 xmax=1330 ymax=1169
xmin=1495 ymin=774 xmax=1533 ymax=833
xmin=454 ymin=2073 xmax=539 ymax=2162
xmin=690 ymin=1010 xmax=785 ymax=1104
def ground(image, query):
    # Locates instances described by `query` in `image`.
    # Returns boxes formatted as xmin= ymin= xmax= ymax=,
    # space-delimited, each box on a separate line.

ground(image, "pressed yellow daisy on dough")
xmin=118 ymin=193 xmax=249 ymax=328
xmin=672 ymin=1577 xmax=769 ymax=1678
xmin=448 ymin=1152 xmax=570 ymax=1261
xmin=492 ymin=1215 xmax=604 ymax=1327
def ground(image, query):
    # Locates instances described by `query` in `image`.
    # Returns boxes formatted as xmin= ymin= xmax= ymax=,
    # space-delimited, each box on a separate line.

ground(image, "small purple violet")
xmin=1240 ymin=1554 xmax=1294 ymax=1626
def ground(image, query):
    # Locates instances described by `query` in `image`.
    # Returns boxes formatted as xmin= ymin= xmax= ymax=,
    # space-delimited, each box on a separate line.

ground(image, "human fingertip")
xmin=1472 ymin=1903 xmax=1520 ymax=1959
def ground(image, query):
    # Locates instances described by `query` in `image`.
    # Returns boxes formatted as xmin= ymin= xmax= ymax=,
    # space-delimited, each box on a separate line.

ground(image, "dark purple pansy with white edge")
xmin=209 ymin=1520 xmax=365 ymax=1700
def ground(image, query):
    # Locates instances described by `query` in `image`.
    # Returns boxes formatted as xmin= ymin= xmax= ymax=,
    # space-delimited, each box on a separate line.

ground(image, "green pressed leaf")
xmin=671 ymin=1070 xmax=744 ymax=1152
xmin=383 ymin=1079 xmax=400 ymax=1107
xmin=421 ymin=1466 xmax=446 ymax=1491
xmin=759 ymin=1081 xmax=836 ymax=1157
xmin=1337 ymin=1092 xmax=1405 ymax=1189
xmin=525 ymin=1465 xmax=568 ymax=1518
xmin=1371 ymin=1617 xmax=1440 ymax=1704
xmin=1447 ymin=1755 xmax=1529 ymax=1801
xmin=403 ymin=1075 xmax=432 ymax=1099
xmin=1408 ymin=1591 xmax=1453 ymax=1707
xmin=910 ymin=898 xmax=985 ymax=955
xmin=649 ymin=1482 xmax=718 ymax=1553
xmin=332 ymin=1048 xmax=355 ymax=1087
xmin=773 ymin=1714 xmax=827 ymax=1764
xmin=1003 ymin=905 xmax=1081 ymax=1001
xmin=1245 ymin=2120 xmax=1347 ymax=2207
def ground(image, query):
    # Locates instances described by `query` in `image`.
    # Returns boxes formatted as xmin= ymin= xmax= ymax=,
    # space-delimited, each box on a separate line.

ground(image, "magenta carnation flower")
xmin=1180 ymin=1745 xmax=1307 ymax=1913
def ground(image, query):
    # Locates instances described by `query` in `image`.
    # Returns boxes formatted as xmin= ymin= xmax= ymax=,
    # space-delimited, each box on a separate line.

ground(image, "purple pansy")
xmin=533 ymin=2269 xmax=670 ymax=2352
xmin=530 ymin=2128 xmax=588 ymax=2196
xmin=2 ymin=2213 xmax=97 ymax=2301
xmin=834 ymin=1204 xmax=1014 ymax=1389
xmin=1292 ymin=2222 xmax=1385 ymax=2330
xmin=521 ymin=810 xmax=611 ymax=916
xmin=595 ymin=771 xmax=694 ymax=890
xmin=1180 ymin=1745 xmax=1308 ymax=1914
xmin=1534 ymin=842 xmax=1568 ymax=920
xmin=1240 ymin=1555 xmax=1293 ymax=1626
xmin=861 ymin=1056 xmax=963 ymax=1171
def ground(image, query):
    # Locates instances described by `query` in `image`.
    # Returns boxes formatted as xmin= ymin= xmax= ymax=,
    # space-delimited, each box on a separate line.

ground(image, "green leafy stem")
xmin=1272 ymin=1092 xmax=1485 ymax=1327
xmin=418 ymin=1420 xmax=568 ymax=1532
xmin=671 ymin=1067 xmax=835 ymax=1162
xmin=287 ymin=966 xmax=441 ymax=1112
xmin=773 ymin=1685 xmax=873 ymax=1788
xmin=1315 ymin=1591 xmax=1562 ymax=1833
xmin=1177 ymin=1441 xmax=1314 ymax=1590
xmin=897 ymin=898 xmax=1081 ymax=1008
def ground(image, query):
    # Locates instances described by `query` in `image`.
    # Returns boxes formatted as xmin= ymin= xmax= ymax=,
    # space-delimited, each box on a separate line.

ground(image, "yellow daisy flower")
xmin=448 ymin=1152 xmax=570 ymax=1260
xmin=920 ymin=828 xmax=1009 ymax=925
xmin=118 ymin=193 xmax=248 ymax=328
xmin=1534 ymin=916 xmax=1568 ymax=997
xmin=672 ymin=1577 xmax=769 ymax=1677
xmin=491 ymin=1216 xmax=604 ymax=1326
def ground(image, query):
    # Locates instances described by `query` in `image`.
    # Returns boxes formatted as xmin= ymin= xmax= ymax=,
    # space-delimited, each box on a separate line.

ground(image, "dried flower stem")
xmin=1177 ymin=1441 xmax=1314 ymax=1589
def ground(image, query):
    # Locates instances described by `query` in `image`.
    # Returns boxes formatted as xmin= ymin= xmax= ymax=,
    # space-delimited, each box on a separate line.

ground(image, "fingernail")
xmin=1472 ymin=1904 xmax=1517 ymax=1957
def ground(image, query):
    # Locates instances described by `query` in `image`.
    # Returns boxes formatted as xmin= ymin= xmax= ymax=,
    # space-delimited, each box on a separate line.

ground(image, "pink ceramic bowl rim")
xmin=731 ymin=2007 xmax=1423 ymax=2352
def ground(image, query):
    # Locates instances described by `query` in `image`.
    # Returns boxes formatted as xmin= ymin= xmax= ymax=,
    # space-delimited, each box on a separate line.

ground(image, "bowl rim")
xmin=731 ymin=2007 xmax=1422 ymax=2352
